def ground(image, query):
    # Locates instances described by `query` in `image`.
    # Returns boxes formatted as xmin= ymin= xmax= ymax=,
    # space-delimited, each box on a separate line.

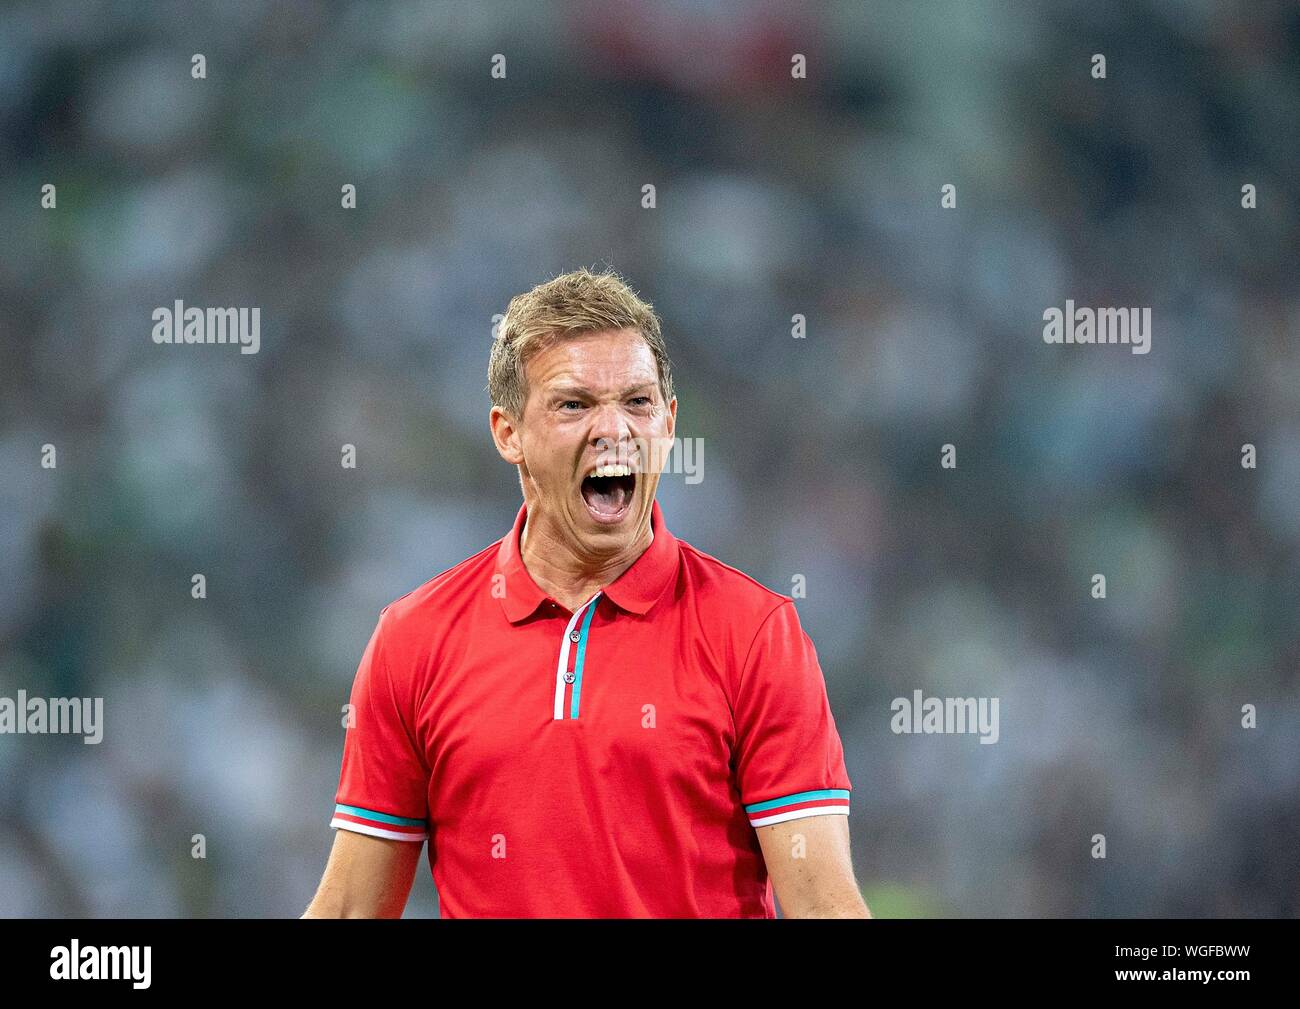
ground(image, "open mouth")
xmin=580 ymin=468 xmax=636 ymax=524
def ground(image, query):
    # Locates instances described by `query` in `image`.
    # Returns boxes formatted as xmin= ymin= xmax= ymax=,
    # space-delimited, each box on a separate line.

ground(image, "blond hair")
xmin=488 ymin=268 xmax=674 ymax=418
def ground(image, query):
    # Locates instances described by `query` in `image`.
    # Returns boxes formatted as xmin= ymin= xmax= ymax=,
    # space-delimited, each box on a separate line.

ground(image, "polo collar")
xmin=494 ymin=499 xmax=679 ymax=623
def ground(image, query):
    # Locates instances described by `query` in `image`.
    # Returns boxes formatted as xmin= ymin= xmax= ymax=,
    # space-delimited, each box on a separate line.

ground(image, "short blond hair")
xmin=488 ymin=267 xmax=674 ymax=418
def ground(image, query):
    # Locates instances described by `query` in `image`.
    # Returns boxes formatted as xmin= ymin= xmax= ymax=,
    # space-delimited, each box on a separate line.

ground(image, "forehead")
xmin=525 ymin=328 xmax=658 ymax=389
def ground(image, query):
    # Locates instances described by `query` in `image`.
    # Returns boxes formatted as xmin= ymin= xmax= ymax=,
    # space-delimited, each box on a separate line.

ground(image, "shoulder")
xmin=375 ymin=538 xmax=502 ymax=642
xmin=674 ymin=536 xmax=794 ymax=634
xmin=670 ymin=537 xmax=815 ymax=696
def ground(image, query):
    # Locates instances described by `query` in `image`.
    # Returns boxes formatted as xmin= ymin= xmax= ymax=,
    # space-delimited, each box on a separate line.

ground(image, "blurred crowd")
xmin=0 ymin=0 xmax=1297 ymax=916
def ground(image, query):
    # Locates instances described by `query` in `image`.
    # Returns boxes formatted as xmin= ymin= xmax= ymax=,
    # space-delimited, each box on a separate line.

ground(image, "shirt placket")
xmin=552 ymin=592 xmax=601 ymax=720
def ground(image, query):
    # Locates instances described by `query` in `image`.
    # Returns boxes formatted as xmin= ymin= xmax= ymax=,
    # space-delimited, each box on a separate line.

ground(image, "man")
xmin=303 ymin=268 xmax=868 ymax=918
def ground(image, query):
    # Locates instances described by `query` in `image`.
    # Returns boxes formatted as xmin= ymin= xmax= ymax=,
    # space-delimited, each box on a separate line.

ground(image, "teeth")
xmin=591 ymin=464 xmax=632 ymax=478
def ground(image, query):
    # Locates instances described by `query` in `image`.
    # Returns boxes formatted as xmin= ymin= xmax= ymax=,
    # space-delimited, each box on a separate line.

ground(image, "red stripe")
xmin=749 ymin=797 xmax=850 ymax=819
xmin=333 ymin=811 xmax=426 ymax=834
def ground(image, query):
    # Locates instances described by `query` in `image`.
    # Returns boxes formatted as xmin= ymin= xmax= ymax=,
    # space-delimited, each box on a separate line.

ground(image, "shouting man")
xmin=304 ymin=268 xmax=868 ymax=919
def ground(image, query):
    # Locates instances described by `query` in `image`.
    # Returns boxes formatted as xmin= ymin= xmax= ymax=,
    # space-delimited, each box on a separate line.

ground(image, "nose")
xmin=589 ymin=401 xmax=633 ymax=445
xmin=589 ymin=403 xmax=634 ymax=460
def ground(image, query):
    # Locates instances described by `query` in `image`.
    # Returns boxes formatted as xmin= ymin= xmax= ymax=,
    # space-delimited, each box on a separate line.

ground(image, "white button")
xmin=563 ymin=672 xmax=575 ymax=684
xmin=569 ymin=630 xmax=580 ymax=642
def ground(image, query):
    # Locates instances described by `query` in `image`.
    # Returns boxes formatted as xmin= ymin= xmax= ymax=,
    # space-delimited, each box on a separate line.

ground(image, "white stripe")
xmin=330 ymin=817 xmax=427 ymax=843
xmin=552 ymin=592 xmax=601 ymax=720
xmin=748 ymin=806 xmax=850 ymax=828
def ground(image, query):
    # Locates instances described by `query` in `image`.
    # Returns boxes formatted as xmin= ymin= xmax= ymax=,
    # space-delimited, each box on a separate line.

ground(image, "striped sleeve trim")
xmin=744 ymin=788 xmax=850 ymax=827
xmin=330 ymin=803 xmax=428 ymax=842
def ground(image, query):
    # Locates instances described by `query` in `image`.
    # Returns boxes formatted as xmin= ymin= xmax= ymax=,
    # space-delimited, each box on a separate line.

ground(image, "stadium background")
xmin=1 ymin=1 xmax=1298 ymax=917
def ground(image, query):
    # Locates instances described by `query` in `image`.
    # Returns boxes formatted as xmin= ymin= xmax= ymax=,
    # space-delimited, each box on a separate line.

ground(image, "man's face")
xmin=491 ymin=328 xmax=676 ymax=559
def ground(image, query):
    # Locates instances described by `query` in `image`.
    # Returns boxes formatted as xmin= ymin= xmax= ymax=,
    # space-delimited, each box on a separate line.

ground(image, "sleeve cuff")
xmin=331 ymin=802 xmax=428 ymax=842
xmin=744 ymin=788 xmax=850 ymax=827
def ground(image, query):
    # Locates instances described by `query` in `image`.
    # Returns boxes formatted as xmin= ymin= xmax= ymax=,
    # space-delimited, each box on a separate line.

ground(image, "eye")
xmin=560 ymin=400 xmax=584 ymax=410
xmin=628 ymin=396 xmax=652 ymax=406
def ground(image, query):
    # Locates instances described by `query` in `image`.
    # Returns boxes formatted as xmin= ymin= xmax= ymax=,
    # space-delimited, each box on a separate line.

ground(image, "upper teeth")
xmin=592 ymin=464 xmax=632 ymax=478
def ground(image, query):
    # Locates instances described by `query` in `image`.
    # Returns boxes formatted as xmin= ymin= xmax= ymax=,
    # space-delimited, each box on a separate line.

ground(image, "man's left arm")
xmin=731 ymin=599 xmax=871 ymax=919
xmin=756 ymin=814 xmax=871 ymax=918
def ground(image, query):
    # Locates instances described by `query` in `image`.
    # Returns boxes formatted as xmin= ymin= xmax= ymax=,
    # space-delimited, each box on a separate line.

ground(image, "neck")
xmin=520 ymin=510 xmax=653 ymax=613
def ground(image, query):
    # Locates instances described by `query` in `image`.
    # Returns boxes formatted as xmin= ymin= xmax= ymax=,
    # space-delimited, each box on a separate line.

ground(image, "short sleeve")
xmin=732 ymin=600 xmax=852 ymax=828
xmin=330 ymin=606 xmax=430 ymax=842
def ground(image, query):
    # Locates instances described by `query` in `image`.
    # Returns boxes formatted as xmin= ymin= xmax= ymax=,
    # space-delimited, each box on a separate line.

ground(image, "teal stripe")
xmin=744 ymin=789 xmax=850 ymax=814
xmin=569 ymin=594 xmax=601 ymax=719
xmin=334 ymin=803 xmax=425 ymax=827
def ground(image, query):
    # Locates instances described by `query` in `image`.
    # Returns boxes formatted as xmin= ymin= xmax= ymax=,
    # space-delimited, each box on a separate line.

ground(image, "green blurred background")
xmin=1 ymin=0 xmax=1297 ymax=916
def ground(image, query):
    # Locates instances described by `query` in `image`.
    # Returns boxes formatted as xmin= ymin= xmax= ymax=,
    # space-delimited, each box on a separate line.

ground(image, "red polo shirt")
xmin=330 ymin=499 xmax=852 ymax=918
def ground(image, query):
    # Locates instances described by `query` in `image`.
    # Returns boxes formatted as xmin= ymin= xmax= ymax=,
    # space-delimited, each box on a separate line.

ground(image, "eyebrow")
xmin=550 ymin=383 xmax=656 ymax=400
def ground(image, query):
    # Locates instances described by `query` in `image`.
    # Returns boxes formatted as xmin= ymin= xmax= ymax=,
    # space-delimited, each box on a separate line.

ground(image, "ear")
xmin=489 ymin=405 xmax=524 ymax=465
xmin=665 ymin=396 xmax=677 ymax=439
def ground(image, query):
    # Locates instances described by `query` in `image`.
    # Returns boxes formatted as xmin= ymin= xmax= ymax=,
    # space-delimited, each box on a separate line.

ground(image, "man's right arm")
xmin=312 ymin=603 xmax=430 ymax=918
xmin=301 ymin=829 xmax=424 ymax=918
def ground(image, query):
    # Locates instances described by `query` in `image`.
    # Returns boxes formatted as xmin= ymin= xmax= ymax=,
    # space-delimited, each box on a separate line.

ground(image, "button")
xmin=563 ymin=672 xmax=575 ymax=684
xmin=569 ymin=630 xmax=581 ymax=642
